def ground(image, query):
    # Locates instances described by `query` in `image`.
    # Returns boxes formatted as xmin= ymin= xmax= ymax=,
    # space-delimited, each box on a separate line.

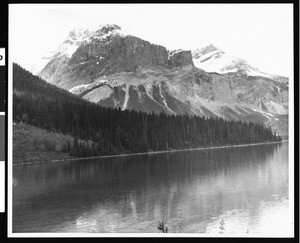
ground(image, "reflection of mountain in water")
xmin=13 ymin=142 xmax=288 ymax=233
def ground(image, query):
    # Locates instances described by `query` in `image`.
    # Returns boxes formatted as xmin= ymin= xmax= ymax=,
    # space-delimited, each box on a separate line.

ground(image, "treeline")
xmin=13 ymin=63 xmax=281 ymax=157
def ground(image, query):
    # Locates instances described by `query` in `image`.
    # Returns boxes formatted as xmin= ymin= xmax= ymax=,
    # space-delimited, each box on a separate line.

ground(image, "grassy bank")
xmin=13 ymin=123 xmax=74 ymax=164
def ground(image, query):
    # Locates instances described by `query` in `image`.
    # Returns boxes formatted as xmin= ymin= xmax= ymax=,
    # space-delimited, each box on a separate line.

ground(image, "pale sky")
xmin=9 ymin=4 xmax=293 ymax=77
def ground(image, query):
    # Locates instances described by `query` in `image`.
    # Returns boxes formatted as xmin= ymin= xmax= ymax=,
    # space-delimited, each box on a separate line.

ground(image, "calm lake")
xmin=13 ymin=142 xmax=291 ymax=235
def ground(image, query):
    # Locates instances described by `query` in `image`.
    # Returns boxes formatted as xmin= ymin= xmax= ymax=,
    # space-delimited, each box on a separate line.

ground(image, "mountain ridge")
xmin=192 ymin=44 xmax=289 ymax=83
xmin=30 ymin=24 xmax=288 ymax=137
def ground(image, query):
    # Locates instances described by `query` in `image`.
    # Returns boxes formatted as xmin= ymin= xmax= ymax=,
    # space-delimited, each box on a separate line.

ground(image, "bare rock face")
xmin=71 ymin=35 xmax=170 ymax=70
xmin=168 ymin=50 xmax=194 ymax=67
xmin=39 ymin=26 xmax=174 ymax=86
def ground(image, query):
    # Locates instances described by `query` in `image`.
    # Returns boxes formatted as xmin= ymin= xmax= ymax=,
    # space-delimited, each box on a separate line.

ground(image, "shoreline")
xmin=13 ymin=140 xmax=288 ymax=166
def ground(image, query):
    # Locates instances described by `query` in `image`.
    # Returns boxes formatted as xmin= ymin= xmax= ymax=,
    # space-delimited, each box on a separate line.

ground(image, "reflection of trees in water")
xmin=14 ymin=143 xmax=282 ymax=194
xmin=13 ymin=143 xmax=287 ymax=232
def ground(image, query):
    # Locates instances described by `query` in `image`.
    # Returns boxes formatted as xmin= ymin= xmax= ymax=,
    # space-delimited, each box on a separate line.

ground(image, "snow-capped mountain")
xmin=29 ymin=25 xmax=124 ymax=75
xmin=31 ymin=25 xmax=288 ymax=137
xmin=52 ymin=24 xmax=125 ymax=58
xmin=192 ymin=44 xmax=289 ymax=83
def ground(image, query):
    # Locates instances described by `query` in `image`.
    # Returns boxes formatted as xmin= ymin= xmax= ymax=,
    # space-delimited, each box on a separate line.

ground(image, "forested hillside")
xmin=13 ymin=63 xmax=281 ymax=158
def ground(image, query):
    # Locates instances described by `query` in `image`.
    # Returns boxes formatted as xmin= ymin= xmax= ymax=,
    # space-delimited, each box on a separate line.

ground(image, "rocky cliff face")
xmin=36 ymin=25 xmax=289 ymax=137
xmin=39 ymin=25 xmax=192 ymax=88
xmin=168 ymin=49 xmax=194 ymax=67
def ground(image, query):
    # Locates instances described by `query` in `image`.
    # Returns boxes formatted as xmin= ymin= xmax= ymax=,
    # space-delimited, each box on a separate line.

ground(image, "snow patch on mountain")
xmin=168 ymin=49 xmax=183 ymax=59
xmin=158 ymin=83 xmax=174 ymax=113
xmin=122 ymin=84 xmax=130 ymax=110
xmin=69 ymin=79 xmax=109 ymax=94
xmin=193 ymin=46 xmax=258 ymax=75
xmin=273 ymin=85 xmax=281 ymax=94
xmin=69 ymin=84 xmax=90 ymax=93
xmin=192 ymin=45 xmax=288 ymax=82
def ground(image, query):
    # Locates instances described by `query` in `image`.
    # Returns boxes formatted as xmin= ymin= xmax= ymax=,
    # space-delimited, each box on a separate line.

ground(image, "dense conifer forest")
xmin=13 ymin=63 xmax=281 ymax=157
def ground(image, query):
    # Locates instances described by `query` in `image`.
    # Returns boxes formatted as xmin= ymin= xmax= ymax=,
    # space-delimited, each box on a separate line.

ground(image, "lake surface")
xmin=13 ymin=142 xmax=291 ymax=235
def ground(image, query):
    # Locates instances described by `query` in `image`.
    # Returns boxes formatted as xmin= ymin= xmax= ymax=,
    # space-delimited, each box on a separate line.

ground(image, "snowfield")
xmin=192 ymin=45 xmax=289 ymax=81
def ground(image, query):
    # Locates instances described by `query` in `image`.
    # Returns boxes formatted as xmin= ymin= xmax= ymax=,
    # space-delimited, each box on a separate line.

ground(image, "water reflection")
xmin=13 ymin=142 xmax=289 ymax=234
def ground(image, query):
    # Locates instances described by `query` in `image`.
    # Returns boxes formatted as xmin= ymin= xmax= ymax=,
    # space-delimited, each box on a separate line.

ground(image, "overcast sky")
xmin=9 ymin=4 xmax=293 ymax=77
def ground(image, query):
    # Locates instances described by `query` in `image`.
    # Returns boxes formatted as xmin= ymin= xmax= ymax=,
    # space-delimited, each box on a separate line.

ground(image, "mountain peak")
xmin=97 ymin=24 xmax=121 ymax=34
xmin=192 ymin=45 xmax=287 ymax=81
xmin=201 ymin=43 xmax=219 ymax=53
xmin=192 ymin=44 xmax=219 ymax=59
xmin=68 ymin=29 xmax=92 ymax=40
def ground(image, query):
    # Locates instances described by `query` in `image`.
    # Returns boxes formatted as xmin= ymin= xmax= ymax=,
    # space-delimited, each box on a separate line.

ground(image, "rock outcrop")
xmin=168 ymin=49 xmax=194 ymax=67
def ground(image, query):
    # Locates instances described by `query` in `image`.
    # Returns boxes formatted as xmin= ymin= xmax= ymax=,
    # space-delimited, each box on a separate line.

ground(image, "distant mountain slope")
xmin=192 ymin=44 xmax=289 ymax=83
xmin=32 ymin=25 xmax=288 ymax=137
